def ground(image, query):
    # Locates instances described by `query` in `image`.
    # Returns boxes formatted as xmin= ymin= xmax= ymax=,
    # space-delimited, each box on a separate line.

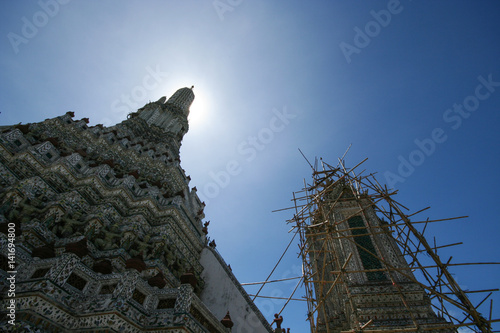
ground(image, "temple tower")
xmin=0 ymin=87 xmax=272 ymax=332
xmin=291 ymin=159 xmax=493 ymax=333
xmin=305 ymin=180 xmax=452 ymax=332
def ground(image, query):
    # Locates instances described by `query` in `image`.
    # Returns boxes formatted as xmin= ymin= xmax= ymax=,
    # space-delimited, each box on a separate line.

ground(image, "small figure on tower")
xmin=271 ymin=313 xmax=283 ymax=333
xmin=202 ymin=221 xmax=210 ymax=235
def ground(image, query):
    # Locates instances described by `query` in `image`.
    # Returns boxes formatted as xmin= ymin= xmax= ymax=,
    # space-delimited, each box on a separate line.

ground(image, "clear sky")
xmin=1 ymin=1 xmax=499 ymax=331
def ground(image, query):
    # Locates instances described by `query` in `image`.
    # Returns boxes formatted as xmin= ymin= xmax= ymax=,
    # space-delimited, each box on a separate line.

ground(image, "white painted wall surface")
xmin=199 ymin=247 xmax=273 ymax=333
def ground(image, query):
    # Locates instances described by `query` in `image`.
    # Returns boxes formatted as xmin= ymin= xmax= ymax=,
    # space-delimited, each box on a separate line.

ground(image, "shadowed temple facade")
xmin=0 ymin=87 xmax=273 ymax=332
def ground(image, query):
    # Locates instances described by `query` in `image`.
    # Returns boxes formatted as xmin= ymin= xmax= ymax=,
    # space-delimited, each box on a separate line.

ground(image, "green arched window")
xmin=347 ymin=216 xmax=387 ymax=281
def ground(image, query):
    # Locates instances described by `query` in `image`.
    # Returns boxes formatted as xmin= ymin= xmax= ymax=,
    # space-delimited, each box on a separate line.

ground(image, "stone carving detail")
xmin=67 ymin=153 xmax=82 ymax=166
xmin=36 ymin=141 xmax=54 ymax=155
xmin=47 ymin=253 xmax=81 ymax=285
xmin=5 ymin=128 xmax=22 ymax=141
xmin=112 ymin=270 xmax=139 ymax=300
xmin=174 ymin=284 xmax=193 ymax=313
xmin=147 ymin=108 xmax=160 ymax=126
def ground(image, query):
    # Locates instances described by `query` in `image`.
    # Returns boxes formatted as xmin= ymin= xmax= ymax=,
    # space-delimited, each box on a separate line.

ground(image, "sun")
xmin=187 ymin=86 xmax=212 ymax=130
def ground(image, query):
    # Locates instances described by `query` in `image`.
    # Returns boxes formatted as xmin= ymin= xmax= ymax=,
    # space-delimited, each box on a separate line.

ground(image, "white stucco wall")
xmin=200 ymin=247 xmax=273 ymax=333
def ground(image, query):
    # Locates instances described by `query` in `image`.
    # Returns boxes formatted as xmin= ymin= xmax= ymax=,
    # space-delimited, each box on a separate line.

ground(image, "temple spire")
xmin=132 ymin=87 xmax=194 ymax=143
xmin=165 ymin=86 xmax=195 ymax=116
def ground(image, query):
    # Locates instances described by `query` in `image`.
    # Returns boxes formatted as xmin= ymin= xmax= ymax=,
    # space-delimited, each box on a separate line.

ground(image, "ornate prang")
xmin=0 ymin=88 xmax=273 ymax=333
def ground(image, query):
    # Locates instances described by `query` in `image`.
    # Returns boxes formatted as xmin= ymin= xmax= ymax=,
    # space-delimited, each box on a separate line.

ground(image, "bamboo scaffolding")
xmin=338 ymin=318 xmax=500 ymax=333
xmin=278 ymin=277 xmax=304 ymax=316
xmin=310 ymin=253 xmax=353 ymax=318
xmin=290 ymin=157 xmax=497 ymax=333
xmin=251 ymin=228 xmax=299 ymax=301
xmin=388 ymin=198 xmax=492 ymax=333
xmin=241 ymin=276 xmax=302 ymax=286
xmin=248 ymin=294 xmax=306 ymax=301
xmin=330 ymin=262 xmax=500 ymax=273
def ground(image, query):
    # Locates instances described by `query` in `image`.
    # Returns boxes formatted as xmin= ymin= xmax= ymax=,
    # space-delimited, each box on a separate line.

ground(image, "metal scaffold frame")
xmin=288 ymin=156 xmax=499 ymax=333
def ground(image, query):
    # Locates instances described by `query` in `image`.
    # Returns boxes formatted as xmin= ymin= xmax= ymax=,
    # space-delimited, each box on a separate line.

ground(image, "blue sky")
xmin=1 ymin=1 xmax=499 ymax=331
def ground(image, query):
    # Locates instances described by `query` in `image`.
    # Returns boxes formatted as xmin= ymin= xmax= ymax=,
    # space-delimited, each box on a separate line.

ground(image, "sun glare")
xmin=188 ymin=88 xmax=210 ymax=129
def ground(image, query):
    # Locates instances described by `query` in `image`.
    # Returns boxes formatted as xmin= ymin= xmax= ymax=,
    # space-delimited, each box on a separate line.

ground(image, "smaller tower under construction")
xmin=291 ymin=158 xmax=495 ymax=333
